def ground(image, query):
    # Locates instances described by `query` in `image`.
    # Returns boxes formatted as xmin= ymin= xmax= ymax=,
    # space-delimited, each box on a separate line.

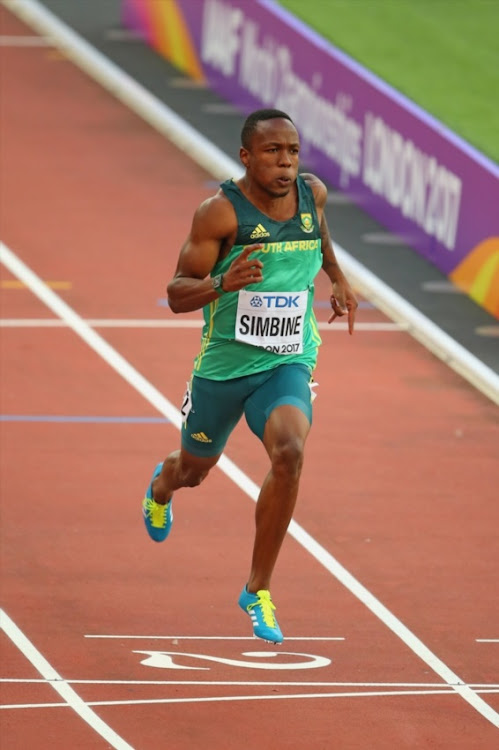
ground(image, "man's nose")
xmin=278 ymin=151 xmax=292 ymax=166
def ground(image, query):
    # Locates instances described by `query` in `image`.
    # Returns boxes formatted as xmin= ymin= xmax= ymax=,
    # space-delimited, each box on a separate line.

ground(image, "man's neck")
xmin=238 ymin=177 xmax=298 ymax=221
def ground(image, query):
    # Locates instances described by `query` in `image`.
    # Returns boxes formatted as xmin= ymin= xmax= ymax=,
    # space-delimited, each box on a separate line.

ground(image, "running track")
xmin=1 ymin=7 xmax=498 ymax=749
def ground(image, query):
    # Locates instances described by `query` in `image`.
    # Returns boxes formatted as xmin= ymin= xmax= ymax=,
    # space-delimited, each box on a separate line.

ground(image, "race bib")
xmin=235 ymin=290 xmax=308 ymax=355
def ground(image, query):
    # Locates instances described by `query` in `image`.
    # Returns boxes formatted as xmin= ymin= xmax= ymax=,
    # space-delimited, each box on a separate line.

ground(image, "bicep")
xmin=173 ymin=235 xmax=221 ymax=280
xmin=173 ymin=199 xmax=231 ymax=280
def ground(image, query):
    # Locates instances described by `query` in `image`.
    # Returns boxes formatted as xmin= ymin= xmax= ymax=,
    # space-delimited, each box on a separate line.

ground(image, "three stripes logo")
xmin=250 ymin=223 xmax=270 ymax=239
xmin=191 ymin=432 xmax=212 ymax=443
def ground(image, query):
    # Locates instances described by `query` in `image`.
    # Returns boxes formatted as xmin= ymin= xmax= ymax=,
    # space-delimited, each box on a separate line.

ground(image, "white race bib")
xmin=235 ymin=290 xmax=308 ymax=355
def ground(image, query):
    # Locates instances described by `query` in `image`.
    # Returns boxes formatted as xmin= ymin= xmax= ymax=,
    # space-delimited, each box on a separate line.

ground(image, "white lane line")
xmin=0 ymin=318 xmax=404 ymax=331
xmin=83 ymin=635 xmax=344 ymax=640
xmin=2 ymin=239 xmax=498 ymax=728
xmin=3 ymin=679 xmax=478 ymax=687
xmin=3 ymin=687 xmax=499 ymax=710
xmin=0 ymin=242 xmax=179 ymax=430
xmin=0 ymin=610 xmax=134 ymax=749
xmin=0 ymin=34 xmax=52 ymax=45
xmin=476 ymin=639 xmax=499 ymax=643
xmin=3 ymin=0 xmax=498 ymax=404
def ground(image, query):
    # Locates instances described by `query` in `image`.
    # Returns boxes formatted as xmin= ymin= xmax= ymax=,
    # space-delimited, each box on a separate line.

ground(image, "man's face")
xmin=240 ymin=118 xmax=300 ymax=198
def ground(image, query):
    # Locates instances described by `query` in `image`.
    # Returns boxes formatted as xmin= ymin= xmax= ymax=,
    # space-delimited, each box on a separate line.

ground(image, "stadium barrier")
xmin=122 ymin=0 xmax=499 ymax=319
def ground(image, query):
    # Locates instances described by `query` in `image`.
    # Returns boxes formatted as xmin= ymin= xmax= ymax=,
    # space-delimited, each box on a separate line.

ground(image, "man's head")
xmin=241 ymin=109 xmax=294 ymax=149
xmin=240 ymin=109 xmax=300 ymax=198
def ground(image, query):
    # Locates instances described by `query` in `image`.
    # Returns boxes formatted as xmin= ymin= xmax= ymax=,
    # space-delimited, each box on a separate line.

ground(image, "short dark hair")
xmin=241 ymin=109 xmax=294 ymax=149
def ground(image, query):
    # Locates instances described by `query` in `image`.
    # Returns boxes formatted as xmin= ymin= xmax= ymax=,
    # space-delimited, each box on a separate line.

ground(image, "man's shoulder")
xmin=193 ymin=188 xmax=237 ymax=234
xmin=299 ymin=172 xmax=327 ymax=209
xmin=299 ymin=172 xmax=327 ymax=192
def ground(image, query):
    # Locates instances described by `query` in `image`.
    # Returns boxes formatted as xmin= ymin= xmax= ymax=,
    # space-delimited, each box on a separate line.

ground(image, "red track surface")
xmin=1 ymin=8 xmax=498 ymax=749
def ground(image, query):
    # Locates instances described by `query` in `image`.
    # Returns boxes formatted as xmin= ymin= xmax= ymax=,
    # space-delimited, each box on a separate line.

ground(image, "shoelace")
xmin=144 ymin=498 xmax=168 ymax=528
xmin=248 ymin=590 xmax=277 ymax=628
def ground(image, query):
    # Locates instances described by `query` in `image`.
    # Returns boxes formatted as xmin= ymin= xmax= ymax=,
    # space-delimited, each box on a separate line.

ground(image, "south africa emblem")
xmin=300 ymin=213 xmax=314 ymax=233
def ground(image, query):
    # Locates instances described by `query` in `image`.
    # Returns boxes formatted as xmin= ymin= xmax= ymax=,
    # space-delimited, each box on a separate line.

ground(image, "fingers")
xmin=328 ymin=294 xmax=357 ymax=334
xmin=347 ymin=303 xmax=356 ymax=335
xmin=240 ymin=244 xmax=264 ymax=263
xmin=224 ymin=244 xmax=265 ymax=291
xmin=345 ymin=294 xmax=358 ymax=335
xmin=329 ymin=295 xmax=347 ymax=317
xmin=237 ymin=245 xmax=264 ymax=275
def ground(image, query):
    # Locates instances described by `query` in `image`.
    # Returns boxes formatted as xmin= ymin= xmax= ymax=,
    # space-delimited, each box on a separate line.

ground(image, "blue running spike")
xmin=238 ymin=587 xmax=283 ymax=643
xmin=142 ymin=462 xmax=173 ymax=542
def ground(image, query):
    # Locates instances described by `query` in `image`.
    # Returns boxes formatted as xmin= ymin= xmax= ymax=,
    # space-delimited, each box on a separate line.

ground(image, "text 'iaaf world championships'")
xmin=201 ymin=0 xmax=462 ymax=252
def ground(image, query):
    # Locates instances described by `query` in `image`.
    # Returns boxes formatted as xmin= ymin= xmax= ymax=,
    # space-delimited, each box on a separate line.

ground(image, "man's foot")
xmin=142 ymin=462 xmax=173 ymax=542
xmin=238 ymin=587 xmax=284 ymax=643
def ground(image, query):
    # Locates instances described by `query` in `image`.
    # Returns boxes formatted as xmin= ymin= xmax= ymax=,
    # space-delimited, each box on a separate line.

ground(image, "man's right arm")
xmin=167 ymin=195 xmax=232 ymax=314
xmin=167 ymin=194 xmax=264 ymax=314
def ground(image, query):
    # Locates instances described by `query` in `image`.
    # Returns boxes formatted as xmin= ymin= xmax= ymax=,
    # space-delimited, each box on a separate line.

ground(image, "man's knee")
xmin=175 ymin=450 xmax=219 ymax=488
xmin=270 ymin=435 xmax=305 ymax=479
xmin=179 ymin=465 xmax=209 ymax=487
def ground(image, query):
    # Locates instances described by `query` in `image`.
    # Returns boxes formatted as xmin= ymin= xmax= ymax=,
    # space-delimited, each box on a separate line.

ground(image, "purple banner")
xmin=123 ymin=0 xmax=499 ymax=316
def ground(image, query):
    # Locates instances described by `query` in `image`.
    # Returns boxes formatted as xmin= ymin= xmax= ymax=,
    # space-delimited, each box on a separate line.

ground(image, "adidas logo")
xmin=250 ymin=223 xmax=270 ymax=239
xmin=191 ymin=431 xmax=212 ymax=443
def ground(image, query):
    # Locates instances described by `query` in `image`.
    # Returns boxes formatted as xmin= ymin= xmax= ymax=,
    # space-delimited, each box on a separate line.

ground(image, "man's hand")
xmin=328 ymin=278 xmax=358 ymax=335
xmin=222 ymin=244 xmax=264 ymax=291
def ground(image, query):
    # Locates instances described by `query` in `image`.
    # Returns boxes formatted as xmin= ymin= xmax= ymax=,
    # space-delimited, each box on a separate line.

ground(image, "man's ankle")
xmin=151 ymin=478 xmax=168 ymax=505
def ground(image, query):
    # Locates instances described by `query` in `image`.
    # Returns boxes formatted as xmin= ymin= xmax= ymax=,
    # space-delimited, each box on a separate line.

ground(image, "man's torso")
xmin=193 ymin=175 xmax=323 ymax=379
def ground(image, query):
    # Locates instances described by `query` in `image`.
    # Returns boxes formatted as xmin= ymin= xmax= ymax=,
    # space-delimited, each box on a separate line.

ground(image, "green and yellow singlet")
xmin=193 ymin=175 xmax=323 ymax=380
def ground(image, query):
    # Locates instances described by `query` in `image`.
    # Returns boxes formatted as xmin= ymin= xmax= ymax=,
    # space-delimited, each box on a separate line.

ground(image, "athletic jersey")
xmin=193 ymin=175 xmax=323 ymax=380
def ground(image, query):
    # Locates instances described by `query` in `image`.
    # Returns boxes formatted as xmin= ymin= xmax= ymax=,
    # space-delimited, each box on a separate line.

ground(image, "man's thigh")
xmin=243 ymin=363 xmax=314 ymax=441
xmin=181 ymin=374 xmax=248 ymax=457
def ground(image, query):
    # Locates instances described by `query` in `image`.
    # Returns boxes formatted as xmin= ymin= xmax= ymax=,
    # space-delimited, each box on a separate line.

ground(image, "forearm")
xmin=167 ymin=275 xmax=221 ymax=313
xmin=322 ymin=252 xmax=347 ymax=285
xmin=320 ymin=214 xmax=347 ymax=285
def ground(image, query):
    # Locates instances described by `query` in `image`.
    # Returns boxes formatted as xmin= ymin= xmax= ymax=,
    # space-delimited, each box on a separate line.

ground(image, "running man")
xmin=142 ymin=109 xmax=357 ymax=643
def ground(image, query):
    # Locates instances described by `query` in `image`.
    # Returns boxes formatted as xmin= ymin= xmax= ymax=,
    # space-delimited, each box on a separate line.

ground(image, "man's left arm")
xmin=302 ymin=172 xmax=358 ymax=333
xmin=320 ymin=213 xmax=358 ymax=334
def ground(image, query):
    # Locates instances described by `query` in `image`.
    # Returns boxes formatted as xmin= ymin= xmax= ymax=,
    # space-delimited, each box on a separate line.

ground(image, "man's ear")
xmin=239 ymin=146 xmax=250 ymax=168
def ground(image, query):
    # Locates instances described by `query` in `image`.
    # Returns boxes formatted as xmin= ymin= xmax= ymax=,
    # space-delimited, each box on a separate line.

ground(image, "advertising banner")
xmin=122 ymin=0 xmax=499 ymax=317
